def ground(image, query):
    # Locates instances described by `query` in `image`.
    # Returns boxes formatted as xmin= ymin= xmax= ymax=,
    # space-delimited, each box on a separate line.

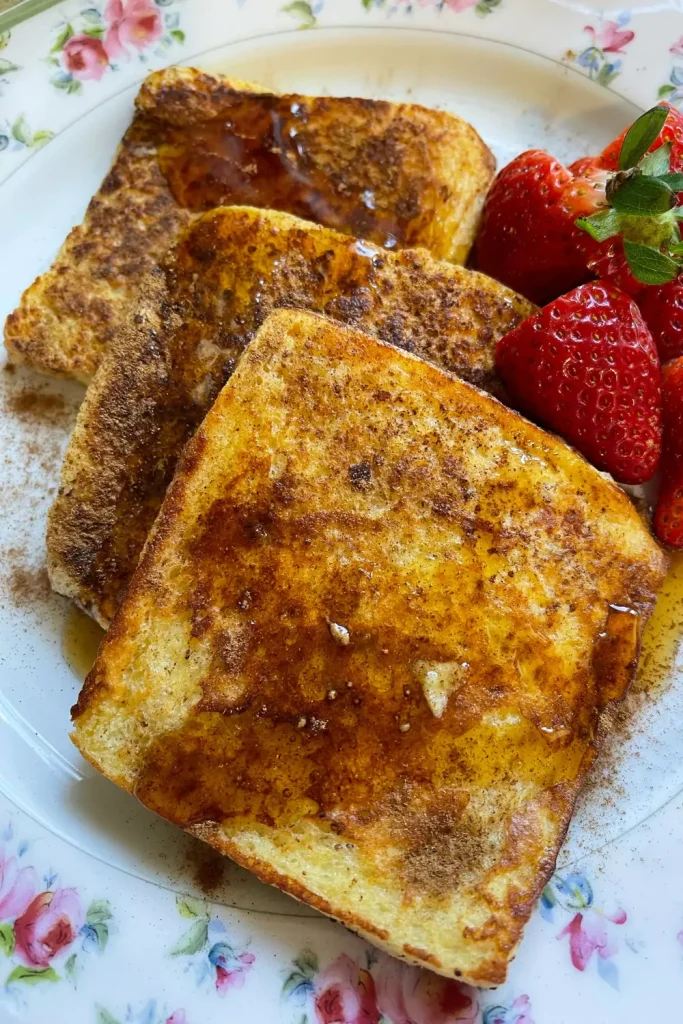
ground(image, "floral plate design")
xmin=1 ymin=1 xmax=683 ymax=1022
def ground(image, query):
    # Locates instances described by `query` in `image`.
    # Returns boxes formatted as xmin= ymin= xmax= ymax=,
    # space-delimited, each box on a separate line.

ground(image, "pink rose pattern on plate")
xmin=314 ymin=953 xmax=380 ymax=1024
xmin=570 ymin=13 xmax=635 ymax=87
xmin=45 ymin=0 xmax=185 ymax=94
xmin=0 ymin=1 xmax=681 ymax=1015
xmin=541 ymin=871 xmax=628 ymax=990
xmin=282 ymin=0 xmax=500 ymax=32
xmin=169 ymin=895 xmax=255 ymax=999
xmin=660 ymin=38 xmax=683 ymax=109
xmin=281 ymin=947 xmax=532 ymax=1024
xmin=0 ymin=821 xmax=112 ymax=989
xmin=482 ymin=996 xmax=534 ymax=1024
xmin=363 ymin=0 xmax=501 ymax=18
xmin=14 ymin=888 xmax=85 ymax=968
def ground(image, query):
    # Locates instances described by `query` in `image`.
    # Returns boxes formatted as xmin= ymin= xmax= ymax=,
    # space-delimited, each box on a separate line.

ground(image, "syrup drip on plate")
xmin=636 ymin=550 xmax=683 ymax=694
xmin=63 ymin=604 xmax=105 ymax=681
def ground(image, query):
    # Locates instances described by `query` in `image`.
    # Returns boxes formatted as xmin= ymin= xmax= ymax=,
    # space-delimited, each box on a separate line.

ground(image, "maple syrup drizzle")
xmin=156 ymin=96 xmax=407 ymax=249
xmin=63 ymin=605 xmax=105 ymax=681
xmin=636 ymin=550 xmax=683 ymax=694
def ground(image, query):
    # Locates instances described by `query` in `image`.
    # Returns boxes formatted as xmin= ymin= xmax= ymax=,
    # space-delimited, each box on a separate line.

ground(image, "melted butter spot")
xmin=412 ymin=659 xmax=469 ymax=718
xmin=269 ymin=453 xmax=288 ymax=481
xmin=191 ymin=373 xmax=215 ymax=407
xmin=608 ymin=603 xmax=637 ymax=616
xmin=508 ymin=445 xmax=545 ymax=467
xmin=328 ymin=621 xmax=350 ymax=646
xmin=196 ymin=338 xmax=222 ymax=366
xmin=483 ymin=709 xmax=523 ymax=728
xmin=352 ymin=239 xmax=379 ymax=259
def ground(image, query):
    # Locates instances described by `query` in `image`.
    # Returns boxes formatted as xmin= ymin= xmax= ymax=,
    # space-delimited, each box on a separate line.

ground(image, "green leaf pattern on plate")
xmin=0 ymin=113 xmax=54 ymax=151
xmin=6 ymin=964 xmax=60 ymax=985
xmin=0 ymin=921 xmax=15 ymax=957
xmin=169 ymin=919 xmax=209 ymax=957
xmin=282 ymin=1 xmax=317 ymax=29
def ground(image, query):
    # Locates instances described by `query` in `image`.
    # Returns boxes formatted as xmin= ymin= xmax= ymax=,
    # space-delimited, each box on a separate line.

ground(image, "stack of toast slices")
xmin=4 ymin=66 xmax=494 ymax=381
xmin=45 ymin=205 xmax=535 ymax=626
xmin=3 ymin=66 xmax=668 ymax=987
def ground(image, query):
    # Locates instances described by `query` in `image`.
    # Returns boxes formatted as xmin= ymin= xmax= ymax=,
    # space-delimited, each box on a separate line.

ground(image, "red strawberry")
xmin=654 ymin=356 xmax=683 ymax=546
xmin=496 ymin=281 xmax=662 ymax=484
xmin=638 ymin=278 xmax=683 ymax=363
xmin=601 ymin=101 xmax=683 ymax=175
xmin=600 ymin=127 xmax=630 ymax=172
xmin=582 ymin=237 xmax=646 ymax=297
xmin=569 ymin=155 xmax=608 ymax=177
xmin=474 ymin=150 xmax=591 ymax=305
xmin=558 ymin=161 xmax=645 ymax=294
xmin=560 ymin=159 xmax=609 ymax=218
xmin=477 ymin=107 xmax=683 ymax=314
xmin=571 ymin=108 xmax=683 ymax=295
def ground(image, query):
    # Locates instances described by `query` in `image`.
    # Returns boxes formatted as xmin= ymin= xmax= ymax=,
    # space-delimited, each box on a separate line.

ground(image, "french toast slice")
xmin=4 ymin=65 xmax=494 ymax=381
xmin=72 ymin=308 xmax=667 ymax=986
xmin=46 ymin=205 xmax=535 ymax=626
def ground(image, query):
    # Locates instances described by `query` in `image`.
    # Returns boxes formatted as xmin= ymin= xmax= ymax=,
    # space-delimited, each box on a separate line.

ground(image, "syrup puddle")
xmin=63 ymin=604 xmax=105 ymax=680
xmin=635 ymin=550 xmax=683 ymax=694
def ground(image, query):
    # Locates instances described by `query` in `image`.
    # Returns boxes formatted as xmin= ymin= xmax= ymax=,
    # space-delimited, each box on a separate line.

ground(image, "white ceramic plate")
xmin=2 ymin=2 xmax=683 ymax=1022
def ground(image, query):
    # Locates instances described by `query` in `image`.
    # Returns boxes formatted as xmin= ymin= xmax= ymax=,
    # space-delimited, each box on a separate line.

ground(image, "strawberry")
xmin=558 ymin=161 xmax=646 ymax=295
xmin=569 ymin=155 xmax=608 ymax=177
xmin=477 ymin=106 xmax=683 ymax=306
xmin=638 ymin=278 xmax=683 ymax=362
xmin=580 ymin=237 xmax=645 ymax=297
xmin=495 ymin=281 xmax=662 ymax=484
xmin=654 ymin=356 xmax=683 ymax=546
xmin=574 ymin=105 xmax=683 ymax=289
xmin=474 ymin=150 xmax=591 ymax=305
xmin=601 ymin=102 xmax=683 ymax=176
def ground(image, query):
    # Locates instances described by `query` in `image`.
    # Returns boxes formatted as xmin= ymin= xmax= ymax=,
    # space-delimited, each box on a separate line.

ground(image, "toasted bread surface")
xmin=72 ymin=309 xmax=667 ymax=986
xmin=4 ymin=66 xmax=494 ymax=381
xmin=46 ymin=206 xmax=534 ymax=626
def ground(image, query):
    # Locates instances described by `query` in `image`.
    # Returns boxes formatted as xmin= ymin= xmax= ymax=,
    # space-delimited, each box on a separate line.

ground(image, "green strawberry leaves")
xmin=640 ymin=143 xmax=672 ymax=177
xmin=575 ymin=208 xmax=622 ymax=242
xmin=624 ymin=240 xmax=679 ymax=285
xmin=610 ymin=175 xmax=676 ymax=215
xmin=575 ymin=104 xmax=683 ymax=285
xmin=618 ymin=106 xmax=669 ymax=170
xmin=660 ymin=172 xmax=683 ymax=191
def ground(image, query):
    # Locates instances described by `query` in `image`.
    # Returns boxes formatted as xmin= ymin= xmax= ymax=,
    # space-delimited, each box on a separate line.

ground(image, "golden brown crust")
xmin=190 ymin=821 xmax=393 ymax=943
xmin=47 ymin=206 xmax=535 ymax=626
xmin=72 ymin=309 xmax=667 ymax=984
xmin=3 ymin=118 xmax=191 ymax=382
xmin=4 ymin=66 xmax=494 ymax=380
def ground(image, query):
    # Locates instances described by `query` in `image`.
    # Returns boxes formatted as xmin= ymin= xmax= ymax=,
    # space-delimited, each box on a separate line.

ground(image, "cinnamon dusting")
xmin=183 ymin=839 xmax=227 ymax=896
